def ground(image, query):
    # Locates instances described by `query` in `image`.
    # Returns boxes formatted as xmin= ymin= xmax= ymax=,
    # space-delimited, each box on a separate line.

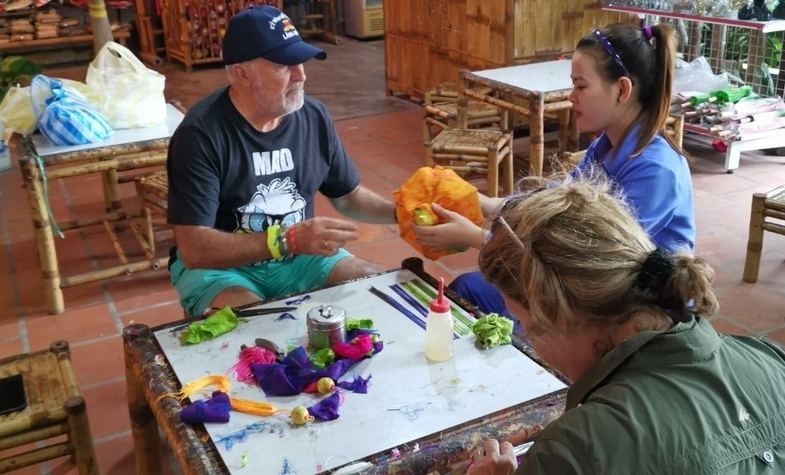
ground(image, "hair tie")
xmin=636 ymin=248 xmax=673 ymax=300
xmin=642 ymin=26 xmax=654 ymax=41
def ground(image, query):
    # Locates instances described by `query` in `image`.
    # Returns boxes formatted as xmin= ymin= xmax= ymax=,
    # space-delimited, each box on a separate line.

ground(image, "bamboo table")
xmin=123 ymin=258 xmax=567 ymax=475
xmin=461 ymin=60 xmax=577 ymax=177
xmin=15 ymin=104 xmax=185 ymax=314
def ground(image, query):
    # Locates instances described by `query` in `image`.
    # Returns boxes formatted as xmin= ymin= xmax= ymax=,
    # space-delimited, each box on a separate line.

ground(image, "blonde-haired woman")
xmin=466 ymin=177 xmax=785 ymax=475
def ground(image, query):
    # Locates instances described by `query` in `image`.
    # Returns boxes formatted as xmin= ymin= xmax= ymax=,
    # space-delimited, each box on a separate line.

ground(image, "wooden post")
xmin=64 ymin=396 xmax=99 ymax=475
xmin=529 ymin=95 xmax=545 ymax=177
xmin=123 ymin=324 xmax=163 ymax=475
xmin=487 ymin=144 xmax=499 ymax=198
xmin=743 ymin=192 xmax=766 ymax=283
xmin=20 ymin=157 xmax=64 ymax=314
xmin=502 ymin=133 xmax=513 ymax=195
xmin=88 ymin=0 xmax=113 ymax=54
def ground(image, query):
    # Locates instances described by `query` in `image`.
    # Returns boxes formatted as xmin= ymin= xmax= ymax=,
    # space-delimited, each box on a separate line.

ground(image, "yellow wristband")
xmin=267 ymin=225 xmax=282 ymax=260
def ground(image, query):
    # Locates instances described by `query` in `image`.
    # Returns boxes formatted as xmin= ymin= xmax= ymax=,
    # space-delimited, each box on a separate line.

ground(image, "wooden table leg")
xmin=529 ymin=96 xmax=545 ymax=177
xmin=123 ymin=324 xmax=163 ymax=475
xmin=568 ymin=109 xmax=580 ymax=152
xmin=65 ymin=396 xmax=99 ymax=475
xmin=20 ymin=157 xmax=64 ymax=314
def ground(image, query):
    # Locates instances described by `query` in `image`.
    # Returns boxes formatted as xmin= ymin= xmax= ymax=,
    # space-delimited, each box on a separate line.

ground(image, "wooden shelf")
xmin=0 ymin=29 xmax=131 ymax=53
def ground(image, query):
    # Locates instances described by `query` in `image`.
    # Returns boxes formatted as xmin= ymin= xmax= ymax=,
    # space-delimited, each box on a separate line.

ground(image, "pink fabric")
xmin=229 ymin=346 xmax=277 ymax=384
xmin=332 ymin=334 xmax=374 ymax=360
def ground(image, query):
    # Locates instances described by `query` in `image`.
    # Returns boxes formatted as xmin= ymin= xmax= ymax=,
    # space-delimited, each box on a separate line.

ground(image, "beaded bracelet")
xmin=286 ymin=225 xmax=299 ymax=255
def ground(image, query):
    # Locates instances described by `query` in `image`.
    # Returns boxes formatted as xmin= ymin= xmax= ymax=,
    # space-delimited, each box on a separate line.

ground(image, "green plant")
xmin=0 ymin=56 xmax=42 ymax=102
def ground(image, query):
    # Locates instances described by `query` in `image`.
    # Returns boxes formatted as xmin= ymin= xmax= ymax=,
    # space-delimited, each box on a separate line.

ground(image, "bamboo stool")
xmin=425 ymin=128 xmax=514 ymax=198
xmin=743 ymin=185 xmax=785 ymax=283
xmin=0 ymin=341 xmax=97 ymax=474
xmin=134 ymin=170 xmax=169 ymax=255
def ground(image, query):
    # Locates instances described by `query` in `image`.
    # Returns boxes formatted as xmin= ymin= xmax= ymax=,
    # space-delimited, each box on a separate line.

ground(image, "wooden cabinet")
xmin=160 ymin=0 xmax=281 ymax=71
xmin=384 ymin=0 xmax=636 ymax=100
xmin=160 ymin=0 xmax=339 ymax=70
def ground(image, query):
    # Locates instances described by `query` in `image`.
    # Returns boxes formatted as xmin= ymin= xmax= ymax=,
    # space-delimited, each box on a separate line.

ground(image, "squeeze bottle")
xmin=425 ymin=277 xmax=454 ymax=361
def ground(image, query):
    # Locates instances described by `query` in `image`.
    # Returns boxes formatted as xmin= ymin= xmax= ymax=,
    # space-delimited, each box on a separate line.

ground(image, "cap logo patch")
xmin=268 ymin=12 xmax=287 ymax=30
xmin=281 ymin=18 xmax=299 ymax=39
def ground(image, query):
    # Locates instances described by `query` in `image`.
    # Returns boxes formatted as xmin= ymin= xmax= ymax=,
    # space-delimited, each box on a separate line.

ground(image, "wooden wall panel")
xmin=384 ymin=0 xmax=636 ymax=99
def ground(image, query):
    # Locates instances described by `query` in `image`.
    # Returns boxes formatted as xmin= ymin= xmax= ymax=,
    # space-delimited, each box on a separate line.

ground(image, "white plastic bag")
xmin=86 ymin=41 xmax=166 ymax=129
xmin=673 ymin=56 xmax=731 ymax=97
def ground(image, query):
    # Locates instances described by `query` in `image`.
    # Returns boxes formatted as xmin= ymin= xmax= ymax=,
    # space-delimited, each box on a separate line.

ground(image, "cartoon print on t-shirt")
xmin=236 ymin=177 xmax=306 ymax=232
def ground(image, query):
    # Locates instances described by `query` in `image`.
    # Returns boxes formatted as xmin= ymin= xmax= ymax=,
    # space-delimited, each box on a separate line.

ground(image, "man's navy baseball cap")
xmin=222 ymin=6 xmax=327 ymax=66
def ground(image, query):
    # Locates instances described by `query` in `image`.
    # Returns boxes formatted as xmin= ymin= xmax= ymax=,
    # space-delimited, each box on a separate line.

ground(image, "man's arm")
xmin=330 ymin=185 xmax=396 ymax=224
xmin=175 ymin=225 xmax=271 ymax=269
xmin=175 ymin=217 xmax=361 ymax=269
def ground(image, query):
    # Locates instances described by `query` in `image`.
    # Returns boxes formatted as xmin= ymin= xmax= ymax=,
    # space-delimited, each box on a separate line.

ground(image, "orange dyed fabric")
xmin=393 ymin=166 xmax=484 ymax=260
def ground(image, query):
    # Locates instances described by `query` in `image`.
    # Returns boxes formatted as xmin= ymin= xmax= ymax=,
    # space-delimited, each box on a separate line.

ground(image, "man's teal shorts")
xmin=170 ymin=249 xmax=351 ymax=317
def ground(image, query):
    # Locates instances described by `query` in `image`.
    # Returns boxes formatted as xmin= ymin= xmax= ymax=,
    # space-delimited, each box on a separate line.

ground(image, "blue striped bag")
xmin=30 ymin=74 xmax=112 ymax=146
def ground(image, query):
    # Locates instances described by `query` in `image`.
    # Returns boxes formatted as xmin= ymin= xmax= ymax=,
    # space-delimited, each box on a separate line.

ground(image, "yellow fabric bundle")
xmin=393 ymin=166 xmax=484 ymax=260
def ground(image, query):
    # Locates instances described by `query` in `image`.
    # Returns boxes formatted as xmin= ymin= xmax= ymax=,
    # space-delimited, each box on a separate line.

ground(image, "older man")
xmin=166 ymin=5 xmax=394 ymax=316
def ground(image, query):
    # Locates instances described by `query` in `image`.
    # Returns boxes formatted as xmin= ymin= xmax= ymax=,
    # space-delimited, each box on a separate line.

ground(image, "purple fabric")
xmin=373 ymin=341 xmax=384 ymax=354
xmin=252 ymin=346 xmax=362 ymax=396
xmin=337 ymin=374 xmax=372 ymax=394
xmin=180 ymin=391 xmax=231 ymax=424
xmin=642 ymin=25 xmax=653 ymax=40
xmin=308 ymin=392 xmax=342 ymax=421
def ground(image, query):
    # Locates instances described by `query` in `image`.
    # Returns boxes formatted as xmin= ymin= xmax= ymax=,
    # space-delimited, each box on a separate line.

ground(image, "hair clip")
xmin=592 ymin=29 xmax=630 ymax=77
xmin=642 ymin=26 xmax=654 ymax=41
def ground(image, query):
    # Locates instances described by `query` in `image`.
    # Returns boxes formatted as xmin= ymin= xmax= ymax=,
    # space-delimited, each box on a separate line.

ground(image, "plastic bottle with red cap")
xmin=425 ymin=277 xmax=454 ymax=361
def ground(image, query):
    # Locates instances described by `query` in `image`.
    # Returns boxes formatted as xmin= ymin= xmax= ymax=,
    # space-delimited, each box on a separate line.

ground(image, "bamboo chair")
xmin=134 ymin=170 xmax=169 ymax=255
xmin=425 ymin=128 xmax=514 ymax=198
xmin=743 ymin=185 xmax=785 ymax=283
xmin=423 ymin=82 xmax=503 ymax=146
xmin=0 ymin=341 xmax=97 ymax=474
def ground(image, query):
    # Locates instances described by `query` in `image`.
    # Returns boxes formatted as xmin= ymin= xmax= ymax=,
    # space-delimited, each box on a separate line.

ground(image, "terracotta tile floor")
xmin=2 ymin=39 xmax=785 ymax=473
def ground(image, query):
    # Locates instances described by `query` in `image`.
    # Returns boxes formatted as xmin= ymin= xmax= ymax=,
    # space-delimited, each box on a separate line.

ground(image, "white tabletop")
xmin=155 ymin=270 xmax=565 ymax=474
xmin=32 ymin=103 xmax=185 ymax=157
xmin=470 ymin=59 xmax=573 ymax=94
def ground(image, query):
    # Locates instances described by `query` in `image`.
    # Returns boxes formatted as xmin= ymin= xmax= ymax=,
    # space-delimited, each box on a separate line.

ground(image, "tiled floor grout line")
xmin=69 ymin=333 xmax=123 ymax=348
xmin=80 ymin=375 xmax=127 ymax=392
xmin=0 ymin=186 xmax=31 ymax=354
xmin=93 ymin=429 xmax=132 ymax=445
xmin=120 ymin=298 xmax=182 ymax=318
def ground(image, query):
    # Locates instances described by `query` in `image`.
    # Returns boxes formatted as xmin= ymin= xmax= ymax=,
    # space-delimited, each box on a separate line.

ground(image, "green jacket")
xmin=519 ymin=317 xmax=785 ymax=475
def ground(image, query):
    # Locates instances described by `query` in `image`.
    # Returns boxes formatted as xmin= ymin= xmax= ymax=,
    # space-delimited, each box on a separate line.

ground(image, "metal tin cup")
xmin=306 ymin=304 xmax=347 ymax=350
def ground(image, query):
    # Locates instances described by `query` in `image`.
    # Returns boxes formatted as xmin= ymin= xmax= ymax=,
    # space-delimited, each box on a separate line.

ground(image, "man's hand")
xmin=293 ymin=217 xmax=359 ymax=256
xmin=413 ymin=203 xmax=486 ymax=252
xmin=466 ymin=439 xmax=518 ymax=475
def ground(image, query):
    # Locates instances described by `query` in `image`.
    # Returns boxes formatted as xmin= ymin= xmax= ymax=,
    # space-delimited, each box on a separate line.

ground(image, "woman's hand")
xmin=466 ymin=439 xmax=518 ymax=475
xmin=413 ymin=204 xmax=486 ymax=252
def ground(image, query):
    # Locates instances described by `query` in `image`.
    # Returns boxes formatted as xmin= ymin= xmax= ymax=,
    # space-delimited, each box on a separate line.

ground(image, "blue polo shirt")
xmin=572 ymin=130 xmax=695 ymax=252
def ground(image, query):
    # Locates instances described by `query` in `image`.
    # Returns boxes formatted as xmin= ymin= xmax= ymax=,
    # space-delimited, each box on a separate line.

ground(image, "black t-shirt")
xmin=167 ymin=88 xmax=360 ymax=234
